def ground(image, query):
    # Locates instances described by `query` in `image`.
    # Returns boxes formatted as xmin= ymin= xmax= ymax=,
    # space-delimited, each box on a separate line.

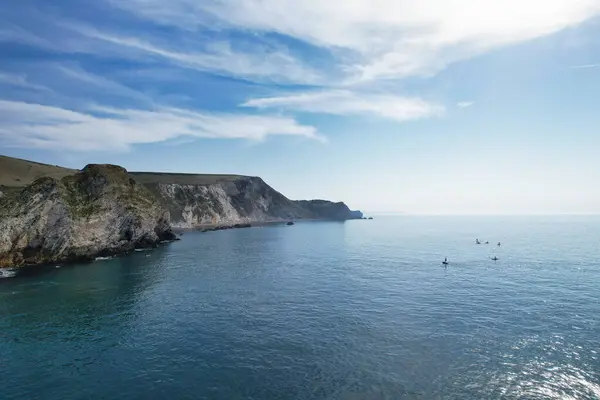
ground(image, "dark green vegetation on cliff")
xmin=130 ymin=172 xmax=243 ymax=186
xmin=0 ymin=155 xmax=77 ymax=187
xmin=0 ymin=155 xmax=362 ymax=268
xmin=295 ymin=200 xmax=364 ymax=221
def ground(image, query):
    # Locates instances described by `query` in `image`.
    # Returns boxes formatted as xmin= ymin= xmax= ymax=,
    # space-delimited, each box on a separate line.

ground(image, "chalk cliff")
xmin=133 ymin=174 xmax=362 ymax=228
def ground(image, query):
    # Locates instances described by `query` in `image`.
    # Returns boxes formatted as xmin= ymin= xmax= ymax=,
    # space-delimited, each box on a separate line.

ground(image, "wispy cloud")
xmin=0 ymin=72 xmax=50 ymax=92
xmin=0 ymin=23 xmax=55 ymax=49
xmin=54 ymin=65 xmax=152 ymax=104
xmin=457 ymin=101 xmax=474 ymax=108
xmin=243 ymin=90 xmax=444 ymax=121
xmin=11 ymin=1 xmax=597 ymax=86
xmin=111 ymin=0 xmax=600 ymax=81
xmin=569 ymin=63 xmax=600 ymax=69
xmin=0 ymin=100 xmax=322 ymax=151
xmin=73 ymin=27 xmax=322 ymax=85
xmin=2 ymin=0 xmax=600 ymax=154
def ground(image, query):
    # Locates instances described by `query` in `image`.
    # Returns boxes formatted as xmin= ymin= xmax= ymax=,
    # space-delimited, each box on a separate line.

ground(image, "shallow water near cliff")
xmin=1 ymin=216 xmax=600 ymax=399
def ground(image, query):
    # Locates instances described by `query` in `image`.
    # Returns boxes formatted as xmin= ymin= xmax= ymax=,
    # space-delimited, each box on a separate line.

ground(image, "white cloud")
xmin=0 ymin=100 xmax=322 ymax=151
xmin=0 ymin=72 xmax=50 ymax=91
xmin=53 ymin=65 xmax=153 ymax=104
xmin=570 ymin=63 xmax=600 ymax=69
xmin=3 ymin=0 xmax=600 ymax=139
xmin=457 ymin=101 xmax=474 ymax=108
xmin=110 ymin=0 xmax=600 ymax=81
xmin=0 ymin=23 xmax=55 ymax=49
xmin=243 ymin=90 xmax=444 ymax=121
xmin=74 ymin=27 xmax=322 ymax=85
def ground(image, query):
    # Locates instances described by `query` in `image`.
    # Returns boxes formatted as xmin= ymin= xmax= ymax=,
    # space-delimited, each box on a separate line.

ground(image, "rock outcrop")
xmin=294 ymin=200 xmax=364 ymax=221
xmin=0 ymin=164 xmax=176 ymax=268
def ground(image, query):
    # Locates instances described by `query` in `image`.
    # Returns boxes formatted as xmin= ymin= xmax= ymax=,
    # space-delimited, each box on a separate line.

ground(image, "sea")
xmin=1 ymin=216 xmax=599 ymax=400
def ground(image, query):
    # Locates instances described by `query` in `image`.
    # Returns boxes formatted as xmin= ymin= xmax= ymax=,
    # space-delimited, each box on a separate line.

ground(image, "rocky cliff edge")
xmin=0 ymin=164 xmax=176 ymax=268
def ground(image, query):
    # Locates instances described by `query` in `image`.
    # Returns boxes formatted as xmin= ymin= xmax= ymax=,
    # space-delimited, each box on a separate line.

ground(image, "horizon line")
xmin=362 ymin=213 xmax=600 ymax=217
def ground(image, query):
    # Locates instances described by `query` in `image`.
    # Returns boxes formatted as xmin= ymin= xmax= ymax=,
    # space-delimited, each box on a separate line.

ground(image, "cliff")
xmin=0 ymin=164 xmax=176 ymax=268
xmin=131 ymin=173 xmax=360 ymax=228
xmin=294 ymin=200 xmax=364 ymax=221
xmin=0 ymin=156 xmax=362 ymax=268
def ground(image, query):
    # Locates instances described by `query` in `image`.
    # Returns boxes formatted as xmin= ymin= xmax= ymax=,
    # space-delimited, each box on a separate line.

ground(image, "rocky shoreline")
xmin=201 ymin=223 xmax=253 ymax=232
xmin=1 ymin=237 xmax=180 ymax=273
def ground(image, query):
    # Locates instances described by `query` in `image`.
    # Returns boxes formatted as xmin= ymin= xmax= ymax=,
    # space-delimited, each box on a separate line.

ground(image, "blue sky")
xmin=1 ymin=0 xmax=600 ymax=214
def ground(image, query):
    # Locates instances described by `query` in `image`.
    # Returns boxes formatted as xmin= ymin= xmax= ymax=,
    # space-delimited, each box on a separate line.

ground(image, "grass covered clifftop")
xmin=61 ymin=164 xmax=163 ymax=219
xmin=130 ymin=172 xmax=246 ymax=186
xmin=0 ymin=155 xmax=247 ymax=189
xmin=0 ymin=155 xmax=77 ymax=188
xmin=295 ymin=200 xmax=364 ymax=220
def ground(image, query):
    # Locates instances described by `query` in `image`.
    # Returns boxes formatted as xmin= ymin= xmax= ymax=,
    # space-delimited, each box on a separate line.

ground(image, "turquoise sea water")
xmin=1 ymin=216 xmax=600 ymax=399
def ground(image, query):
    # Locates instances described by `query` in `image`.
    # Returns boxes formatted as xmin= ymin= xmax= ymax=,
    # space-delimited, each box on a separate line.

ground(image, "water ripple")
xmin=1 ymin=216 xmax=600 ymax=399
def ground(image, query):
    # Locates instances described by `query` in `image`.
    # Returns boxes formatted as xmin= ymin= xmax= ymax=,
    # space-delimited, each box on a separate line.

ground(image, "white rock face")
xmin=147 ymin=176 xmax=362 ymax=228
xmin=152 ymin=177 xmax=313 ymax=228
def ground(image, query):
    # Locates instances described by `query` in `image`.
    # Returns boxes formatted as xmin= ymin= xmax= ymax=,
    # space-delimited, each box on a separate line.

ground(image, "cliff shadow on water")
xmin=0 ymin=245 xmax=170 ymax=317
xmin=0 ymin=248 xmax=171 ymax=390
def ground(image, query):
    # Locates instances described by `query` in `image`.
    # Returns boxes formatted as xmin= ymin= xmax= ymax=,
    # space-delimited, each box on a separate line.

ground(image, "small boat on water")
xmin=287 ymin=221 xmax=295 ymax=226
xmin=491 ymin=256 xmax=499 ymax=261
xmin=442 ymin=257 xmax=449 ymax=266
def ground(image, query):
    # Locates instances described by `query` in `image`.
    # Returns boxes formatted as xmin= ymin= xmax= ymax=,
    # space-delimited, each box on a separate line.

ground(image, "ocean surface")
xmin=1 ymin=216 xmax=600 ymax=399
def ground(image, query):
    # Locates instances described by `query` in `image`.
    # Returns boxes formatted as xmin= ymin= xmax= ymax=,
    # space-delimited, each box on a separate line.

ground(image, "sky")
xmin=1 ymin=0 xmax=600 ymax=215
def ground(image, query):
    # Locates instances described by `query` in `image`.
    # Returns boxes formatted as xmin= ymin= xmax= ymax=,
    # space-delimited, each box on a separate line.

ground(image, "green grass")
xmin=130 ymin=172 xmax=247 ymax=186
xmin=0 ymin=155 xmax=248 ymax=188
xmin=0 ymin=155 xmax=77 ymax=187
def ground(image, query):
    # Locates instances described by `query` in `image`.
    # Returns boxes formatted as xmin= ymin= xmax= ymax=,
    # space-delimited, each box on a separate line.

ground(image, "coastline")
xmin=1 ymin=219 xmax=366 ymax=273
xmin=171 ymin=217 xmax=363 ymax=233
xmin=0 ymin=156 xmax=363 ymax=272
xmin=0 ymin=237 xmax=180 ymax=276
